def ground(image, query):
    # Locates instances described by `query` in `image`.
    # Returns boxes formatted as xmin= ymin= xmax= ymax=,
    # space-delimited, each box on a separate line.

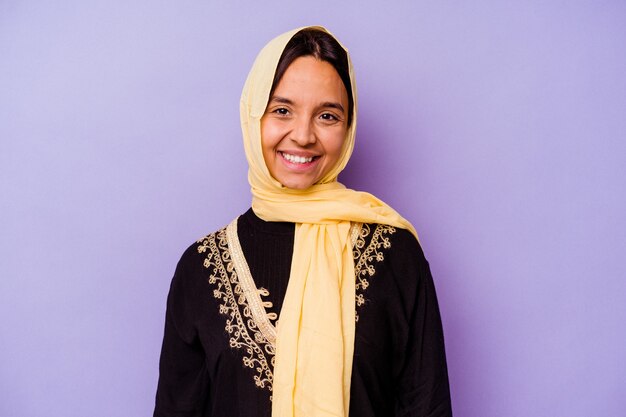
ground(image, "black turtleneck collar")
xmin=240 ymin=208 xmax=294 ymax=235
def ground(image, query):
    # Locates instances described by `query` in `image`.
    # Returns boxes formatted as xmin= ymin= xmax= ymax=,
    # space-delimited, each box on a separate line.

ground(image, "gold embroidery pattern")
xmin=196 ymin=222 xmax=395 ymax=392
xmin=352 ymin=224 xmax=396 ymax=321
xmin=226 ymin=219 xmax=278 ymax=348
xmin=197 ymin=229 xmax=275 ymax=392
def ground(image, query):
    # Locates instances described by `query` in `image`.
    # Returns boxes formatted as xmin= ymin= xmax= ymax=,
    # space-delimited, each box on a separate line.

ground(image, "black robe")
xmin=154 ymin=208 xmax=452 ymax=416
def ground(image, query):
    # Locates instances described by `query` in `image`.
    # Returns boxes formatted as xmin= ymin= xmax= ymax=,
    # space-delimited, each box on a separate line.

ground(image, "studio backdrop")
xmin=1 ymin=1 xmax=625 ymax=416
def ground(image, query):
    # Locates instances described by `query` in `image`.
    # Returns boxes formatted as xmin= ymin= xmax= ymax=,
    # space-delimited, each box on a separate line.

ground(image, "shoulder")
xmin=179 ymin=225 xmax=229 ymax=268
xmin=387 ymin=225 xmax=427 ymax=264
xmin=170 ymin=225 xmax=230 ymax=293
xmin=355 ymin=223 xmax=426 ymax=264
xmin=353 ymin=223 xmax=430 ymax=284
xmin=357 ymin=223 xmax=432 ymax=290
xmin=352 ymin=223 xmax=436 ymax=322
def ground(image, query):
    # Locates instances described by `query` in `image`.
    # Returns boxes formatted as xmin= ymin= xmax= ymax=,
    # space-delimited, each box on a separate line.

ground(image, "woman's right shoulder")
xmin=174 ymin=223 xmax=230 ymax=277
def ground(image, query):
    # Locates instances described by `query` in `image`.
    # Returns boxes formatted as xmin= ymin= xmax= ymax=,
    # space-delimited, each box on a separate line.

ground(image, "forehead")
xmin=272 ymin=57 xmax=348 ymax=102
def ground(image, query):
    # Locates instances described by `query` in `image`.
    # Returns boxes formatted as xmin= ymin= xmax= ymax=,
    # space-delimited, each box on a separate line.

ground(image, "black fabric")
xmin=154 ymin=208 xmax=452 ymax=416
xmin=237 ymin=208 xmax=294 ymax=324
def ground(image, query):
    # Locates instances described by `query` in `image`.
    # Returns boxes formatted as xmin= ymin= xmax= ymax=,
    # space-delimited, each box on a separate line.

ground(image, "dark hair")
xmin=270 ymin=28 xmax=354 ymax=126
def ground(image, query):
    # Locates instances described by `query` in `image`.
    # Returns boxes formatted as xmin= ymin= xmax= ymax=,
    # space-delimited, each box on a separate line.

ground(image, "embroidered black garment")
xmin=154 ymin=208 xmax=452 ymax=417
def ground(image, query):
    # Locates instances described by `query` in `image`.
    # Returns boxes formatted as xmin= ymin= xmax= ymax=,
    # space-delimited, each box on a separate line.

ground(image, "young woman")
xmin=154 ymin=26 xmax=452 ymax=417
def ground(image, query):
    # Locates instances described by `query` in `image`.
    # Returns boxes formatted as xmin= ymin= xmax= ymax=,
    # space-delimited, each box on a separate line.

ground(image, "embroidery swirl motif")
xmin=197 ymin=228 xmax=275 ymax=391
xmin=352 ymin=224 xmax=396 ymax=321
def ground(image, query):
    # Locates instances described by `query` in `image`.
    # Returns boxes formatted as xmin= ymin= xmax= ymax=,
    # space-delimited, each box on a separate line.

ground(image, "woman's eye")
xmin=273 ymin=107 xmax=289 ymax=116
xmin=320 ymin=113 xmax=338 ymax=121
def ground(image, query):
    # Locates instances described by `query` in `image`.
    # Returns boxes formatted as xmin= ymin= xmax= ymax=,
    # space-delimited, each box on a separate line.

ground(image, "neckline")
xmin=225 ymin=217 xmax=364 ymax=350
xmin=241 ymin=208 xmax=294 ymax=235
xmin=226 ymin=218 xmax=278 ymax=347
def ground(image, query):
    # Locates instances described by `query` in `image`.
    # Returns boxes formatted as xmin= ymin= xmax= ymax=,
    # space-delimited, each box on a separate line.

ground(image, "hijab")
xmin=240 ymin=26 xmax=418 ymax=417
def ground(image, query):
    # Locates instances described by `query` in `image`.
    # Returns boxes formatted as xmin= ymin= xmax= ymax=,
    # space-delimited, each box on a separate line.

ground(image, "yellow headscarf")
xmin=240 ymin=26 xmax=418 ymax=417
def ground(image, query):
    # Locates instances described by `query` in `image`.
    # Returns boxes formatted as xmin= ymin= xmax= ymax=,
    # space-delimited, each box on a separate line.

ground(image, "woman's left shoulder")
xmin=361 ymin=223 xmax=426 ymax=261
xmin=353 ymin=223 xmax=435 ymax=315
xmin=352 ymin=222 xmax=430 ymax=286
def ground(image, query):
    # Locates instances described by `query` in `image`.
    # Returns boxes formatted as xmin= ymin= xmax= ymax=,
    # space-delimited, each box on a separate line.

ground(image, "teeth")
xmin=282 ymin=153 xmax=314 ymax=164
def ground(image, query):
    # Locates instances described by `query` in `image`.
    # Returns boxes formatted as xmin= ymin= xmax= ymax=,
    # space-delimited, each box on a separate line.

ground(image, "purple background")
xmin=1 ymin=1 xmax=625 ymax=416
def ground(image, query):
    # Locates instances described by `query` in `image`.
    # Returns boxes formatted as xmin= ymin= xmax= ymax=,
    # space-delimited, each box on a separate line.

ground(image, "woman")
xmin=154 ymin=26 xmax=452 ymax=417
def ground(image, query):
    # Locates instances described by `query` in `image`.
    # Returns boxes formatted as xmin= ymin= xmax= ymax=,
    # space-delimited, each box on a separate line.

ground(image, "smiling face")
xmin=261 ymin=56 xmax=350 ymax=190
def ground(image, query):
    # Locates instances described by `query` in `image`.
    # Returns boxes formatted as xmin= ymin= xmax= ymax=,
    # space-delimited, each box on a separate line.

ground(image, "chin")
xmin=277 ymin=176 xmax=317 ymax=190
xmin=281 ymin=181 xmax=314 ymax=190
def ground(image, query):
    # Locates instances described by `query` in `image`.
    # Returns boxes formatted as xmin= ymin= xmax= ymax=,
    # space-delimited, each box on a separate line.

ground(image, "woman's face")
xmin=261 ymin=56 xmax=349 ymax=190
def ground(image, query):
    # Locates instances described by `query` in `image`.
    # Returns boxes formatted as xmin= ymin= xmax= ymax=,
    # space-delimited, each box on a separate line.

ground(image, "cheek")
xmin=260 ymin=119 xmax=281 ymax=151
xmin=325 ymin=129 xmax=348 ymax=160
xmin=260 ymin=120 xmax=270 ymax=150
xmin=260 ymin=120 xmax=275 ymax=171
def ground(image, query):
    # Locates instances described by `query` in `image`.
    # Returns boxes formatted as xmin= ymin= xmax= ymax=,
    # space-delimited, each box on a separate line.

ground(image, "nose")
xmin=290 ymin=117 xmax=316 ymax=146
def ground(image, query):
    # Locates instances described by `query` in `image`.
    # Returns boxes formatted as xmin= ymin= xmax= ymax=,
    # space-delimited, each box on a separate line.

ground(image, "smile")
xmin=280 ymin=152 xmax=317 ymax=164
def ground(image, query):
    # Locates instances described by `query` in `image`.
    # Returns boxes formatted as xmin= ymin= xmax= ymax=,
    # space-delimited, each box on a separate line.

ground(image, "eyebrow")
xmin=321 ymin=102 xmax=345 ymax=113
xmin=269 ymin=96 xmax=345 ymax=113
xmin=269 ymin=96 xmax=294 ymax=105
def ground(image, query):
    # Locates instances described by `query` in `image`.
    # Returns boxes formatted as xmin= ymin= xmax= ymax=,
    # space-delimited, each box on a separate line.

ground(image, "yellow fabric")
xmin=239 ymin=26 xmax=418 ymax=417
